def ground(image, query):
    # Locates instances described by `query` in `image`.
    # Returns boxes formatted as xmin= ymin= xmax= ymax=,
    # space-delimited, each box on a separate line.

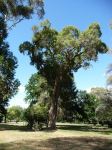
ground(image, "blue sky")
xmin=9 ymin=0 xmax=112 ymax=107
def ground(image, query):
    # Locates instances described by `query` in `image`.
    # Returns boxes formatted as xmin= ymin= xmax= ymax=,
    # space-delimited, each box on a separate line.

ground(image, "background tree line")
xmin=6 ymin=82 xmax=112 ymax=130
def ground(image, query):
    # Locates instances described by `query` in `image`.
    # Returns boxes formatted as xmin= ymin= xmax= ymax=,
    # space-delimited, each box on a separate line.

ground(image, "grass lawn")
xmin=0 ymin=122 xmax=112 ymax=150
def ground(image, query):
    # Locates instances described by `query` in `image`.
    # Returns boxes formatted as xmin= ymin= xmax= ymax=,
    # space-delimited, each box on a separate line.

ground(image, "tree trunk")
xmin=49 ymin=77 xmax=60 ymax=129
xmin=4 ymin=114 xmax=7 ymax=123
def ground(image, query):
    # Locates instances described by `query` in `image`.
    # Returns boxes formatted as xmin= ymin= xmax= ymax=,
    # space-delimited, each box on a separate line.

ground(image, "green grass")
xmin=0 ymin=122 xmax=112 ymax=150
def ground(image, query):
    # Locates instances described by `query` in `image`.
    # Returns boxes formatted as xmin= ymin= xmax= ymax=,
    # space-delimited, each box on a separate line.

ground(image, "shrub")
xmin=24 ymin=103 xmax=48 ymax=130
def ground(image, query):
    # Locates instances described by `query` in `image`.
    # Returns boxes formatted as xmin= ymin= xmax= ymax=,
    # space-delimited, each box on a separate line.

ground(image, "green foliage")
xmin=25 ymin=73 xmax=50 ymax=130
xmin=0 ymin=0 xmax=44 ymax=121
xmin=24 ymin=103 xmax=48 ymax=130
xmin=26 ymin=72 xmax=79 ymax=123
xmin=0 ymin=17 xmax=20 ymax=116
xmin=19 ymin=20 xmax=108 ymax=91
xmin=0 ymin=0 xmax=44 ymax=30
xmin=20 ymin=20 xmax=108 ymax=75
xmin=7 ymin=106 xmax=24 ymax=122
xmin=33 ymin=103 xmax=48 ymax=119
xmin=25 ymin=73 xmax=50 ymax=105
xmin=0 ymin=0 xmax=44 ymax=20
xmin=75 ymin=91 xmax=98 ymax=123
xmin=59 ymin=73 xmax=78 ymax=122
xmin=93 ymin=88 xmax=112 ymax=122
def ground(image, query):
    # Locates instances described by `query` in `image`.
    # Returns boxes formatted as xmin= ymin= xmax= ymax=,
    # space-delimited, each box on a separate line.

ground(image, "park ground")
xmin=0 ymin=123 xmax=112 ymax=150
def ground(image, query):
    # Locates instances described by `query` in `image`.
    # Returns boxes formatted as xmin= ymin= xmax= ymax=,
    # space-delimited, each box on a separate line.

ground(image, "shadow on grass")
xmin=0 ymin=137 xmax=112 ymax=150
xmin=57 ymin=124 xmax=112 ymax=135
xmin=0 ymin=123 xmax=112 ymax=135
xmin=0 ymin=123 xmax=56 ymax=133
xmin=0 ymin=123 xmax=28 ymax=131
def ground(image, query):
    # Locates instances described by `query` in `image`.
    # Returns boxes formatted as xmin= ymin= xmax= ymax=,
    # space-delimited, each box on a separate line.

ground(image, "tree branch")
xmin=8 ymin=17 xmax=25 ymax=30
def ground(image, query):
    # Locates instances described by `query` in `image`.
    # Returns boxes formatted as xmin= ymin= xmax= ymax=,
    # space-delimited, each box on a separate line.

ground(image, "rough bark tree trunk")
xmin=49 ymin=76 xmax=60 ymax=129
xmin=4 ymin=114 xmax=7 ymax=123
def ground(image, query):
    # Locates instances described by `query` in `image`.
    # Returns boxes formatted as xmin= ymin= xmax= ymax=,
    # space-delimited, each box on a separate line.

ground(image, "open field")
xmin=0 ymin=123 xmax=112 ymax=150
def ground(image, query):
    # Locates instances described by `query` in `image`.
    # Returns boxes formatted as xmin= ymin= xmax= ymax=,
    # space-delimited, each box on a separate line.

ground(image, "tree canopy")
xmin=7 ymin=105 xmax=24 ymax=122
xmin=0 ymin=0 xmax=44 ymax=29
xmin=0 ymin=17 xmax=20 ymax=119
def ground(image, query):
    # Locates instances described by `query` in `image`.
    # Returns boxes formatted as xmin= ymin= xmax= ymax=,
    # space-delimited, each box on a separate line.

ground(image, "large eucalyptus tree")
xmin=19 ymin=20 xmax=108 ymax=129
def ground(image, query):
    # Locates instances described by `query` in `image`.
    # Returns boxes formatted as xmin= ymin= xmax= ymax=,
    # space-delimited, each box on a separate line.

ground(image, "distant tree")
xmin=20 ymin=20 xmax=108 ymax=129
xmin=75 ymin=91 xmax=97 ymax=123
xmin=0 ymin=17 xmax=20 ymax=120
xmin=92 ymin=88 xmax=112 ymax=124
xmin=7 ymin=106 xmax=24 ymax=122
xmin=91 ymin=87 xmax=109 ymax=96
